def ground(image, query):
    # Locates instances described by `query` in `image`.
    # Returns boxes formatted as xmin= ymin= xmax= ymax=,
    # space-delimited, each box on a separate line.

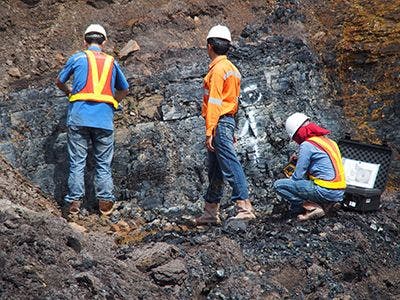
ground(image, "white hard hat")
xmin=285 ymin=112 xmax=309 ymax=139
xmin=206 ymin=25 xmax=232 ymax=42
xmin=84 ymin=24 xmax=107 ymax=39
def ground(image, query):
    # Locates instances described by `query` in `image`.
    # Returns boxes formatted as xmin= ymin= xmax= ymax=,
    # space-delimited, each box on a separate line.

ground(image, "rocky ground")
xmin=1 ymin=0 xmax=399 ymax=299
xmin=1 ymin=156 xmax=399 ymax=299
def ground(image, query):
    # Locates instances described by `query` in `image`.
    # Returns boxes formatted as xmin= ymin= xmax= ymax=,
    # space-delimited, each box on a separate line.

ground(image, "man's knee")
xmin=273 ymin=178 xmax=289 ymax=192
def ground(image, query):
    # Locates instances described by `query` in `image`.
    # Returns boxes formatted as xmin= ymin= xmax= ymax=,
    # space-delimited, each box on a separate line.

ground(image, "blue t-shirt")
xmin=58 ymin=45 xmax=129 ymax=131
xmin=293 ymin=140 xmax=345 ymax=201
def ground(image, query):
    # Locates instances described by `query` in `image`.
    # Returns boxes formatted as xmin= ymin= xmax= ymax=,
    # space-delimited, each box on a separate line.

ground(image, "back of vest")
xmin=307 ymin=136 xmax=347 ymax=190
xmin=69 ymin=50 xmax=118 ymax=109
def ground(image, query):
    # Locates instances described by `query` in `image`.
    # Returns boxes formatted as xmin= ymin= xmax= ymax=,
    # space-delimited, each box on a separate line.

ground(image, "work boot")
xmin=230 ymin=200 xmax=256 ymax=220
xmin=194 ymin=202 xmax=221 ymax=226
xmin=99 ymin=199 xmax=115 ymax=216
xmin=66 ymin=200 xmax=81 ymax=215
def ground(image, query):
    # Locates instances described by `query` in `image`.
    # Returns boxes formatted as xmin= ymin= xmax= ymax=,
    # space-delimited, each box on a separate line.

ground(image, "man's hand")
xmin=206 ymin=135 xmax=215 ymax=152
xmin=289 ymin=153 xmax=298 ymax=162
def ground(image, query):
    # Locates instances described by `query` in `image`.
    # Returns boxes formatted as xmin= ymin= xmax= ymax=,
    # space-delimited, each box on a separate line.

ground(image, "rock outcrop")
xmin=0 ymin=0 xmax=399 ymax=298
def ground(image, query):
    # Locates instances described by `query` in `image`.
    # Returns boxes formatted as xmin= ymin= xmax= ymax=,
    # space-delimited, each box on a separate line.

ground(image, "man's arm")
xmin=113 ymin=60 xmax=129 ymax=103
xmin=56 ymin=54 xmax=76 ymax=96
xmin=55 ymin=78 xmax=71 ymax=96
xmin=292 ymin=142 xmax=312 ymax=180
xmin=205 ymin=75 xmax=223 ymax=136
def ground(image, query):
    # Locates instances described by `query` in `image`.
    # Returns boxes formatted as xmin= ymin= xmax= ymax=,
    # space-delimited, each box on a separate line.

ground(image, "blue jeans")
xmin=64 ymin=126 xmax=115 ymax=203
xmin=274 ymin=178 xmax=331 ymax=212
xmin=205 ymin=117 xmax=249 ymax=204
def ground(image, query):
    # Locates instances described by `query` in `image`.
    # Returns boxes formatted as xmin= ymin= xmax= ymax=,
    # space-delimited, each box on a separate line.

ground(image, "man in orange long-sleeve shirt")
xmin=195 ymin=25 xmax=256 ymax=225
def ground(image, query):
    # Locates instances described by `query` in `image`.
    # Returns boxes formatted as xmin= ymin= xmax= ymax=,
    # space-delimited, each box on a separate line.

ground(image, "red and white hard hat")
xmin=285 ymin=112 xmax=309 ymax=139
xmin=84 ymin=24 xmax=107 ymax=39
xmin=206 ymin=25 xmax=232 ymax=42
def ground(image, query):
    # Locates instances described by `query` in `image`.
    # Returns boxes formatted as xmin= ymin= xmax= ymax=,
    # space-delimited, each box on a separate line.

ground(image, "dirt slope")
xmin=0 ymin=0 xmax=271 ymax=93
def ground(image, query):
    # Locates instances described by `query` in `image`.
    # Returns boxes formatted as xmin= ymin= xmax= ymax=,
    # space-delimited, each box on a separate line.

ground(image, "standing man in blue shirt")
xmin=56 ymin=24 xmax=129 ymax=216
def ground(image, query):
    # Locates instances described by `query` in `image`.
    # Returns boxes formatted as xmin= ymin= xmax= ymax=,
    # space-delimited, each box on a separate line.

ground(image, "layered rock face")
xmin=309 ymin=0 xmax=400 ymax=185
xmin=0 ymin=1 xmax=399 ymax=299
xmin=0 ymin=1 xmax=348 ymax=213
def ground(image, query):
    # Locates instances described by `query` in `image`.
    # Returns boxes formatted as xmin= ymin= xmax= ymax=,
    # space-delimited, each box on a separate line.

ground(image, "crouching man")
xmin=274 ymin=113 xmax=346 ymax=221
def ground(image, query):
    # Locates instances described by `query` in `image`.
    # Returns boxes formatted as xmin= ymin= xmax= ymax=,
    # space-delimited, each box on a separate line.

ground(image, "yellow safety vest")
xmin=307 ymin=136 xmax=347 ymax=190
xmin=69 ymin=50 xmax=119 ymax=109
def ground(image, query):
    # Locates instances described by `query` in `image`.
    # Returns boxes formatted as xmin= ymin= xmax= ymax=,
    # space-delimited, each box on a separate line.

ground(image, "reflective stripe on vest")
xmin=307 ymin=136 xmax=347 ymax=190
xmin=69 ymin=50 xmax=119 ymax=109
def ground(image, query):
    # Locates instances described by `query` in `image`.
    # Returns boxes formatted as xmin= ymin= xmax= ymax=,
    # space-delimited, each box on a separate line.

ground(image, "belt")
xmin=220 ymin=113 xmax=235 ymax=119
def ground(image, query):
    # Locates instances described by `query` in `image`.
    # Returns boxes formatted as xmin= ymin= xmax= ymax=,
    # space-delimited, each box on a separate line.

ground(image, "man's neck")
xmin=209 ymin=51 xmax=220 ymax=61
xmin=87 ymin=43 xmax=102 ymax=50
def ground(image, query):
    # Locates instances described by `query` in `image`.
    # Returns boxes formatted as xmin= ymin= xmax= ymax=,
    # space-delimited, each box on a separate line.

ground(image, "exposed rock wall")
xmin=0 ymin=27 xmax=346 ymax=213
xmin=1 ymin=1 xmax=400 ymax=299
xmin=0 ymin=0 xmax=398 ymax=209
xmin=306 ymin=0 xmax=400 ymax=186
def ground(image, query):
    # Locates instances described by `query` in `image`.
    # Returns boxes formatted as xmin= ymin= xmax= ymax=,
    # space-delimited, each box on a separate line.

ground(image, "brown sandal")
xmin=298 ymin=201 xmax=325 ymax=221
xmin=297 ymin=207 xmax=325 ymax=221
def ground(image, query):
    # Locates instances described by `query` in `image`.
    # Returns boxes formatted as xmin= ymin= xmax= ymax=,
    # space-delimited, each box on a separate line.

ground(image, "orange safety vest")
xmin=202 ymin=55 xmax=241 ymax=136
xmin=69 ymin=50 xmax=119 ymax=109
xmin=307 ymin=136 xmax=347 ymax=190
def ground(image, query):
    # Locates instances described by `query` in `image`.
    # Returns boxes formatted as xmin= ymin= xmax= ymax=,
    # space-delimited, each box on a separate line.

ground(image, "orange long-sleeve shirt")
xmin=202 ymin=55 xmax=241 ymax=136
